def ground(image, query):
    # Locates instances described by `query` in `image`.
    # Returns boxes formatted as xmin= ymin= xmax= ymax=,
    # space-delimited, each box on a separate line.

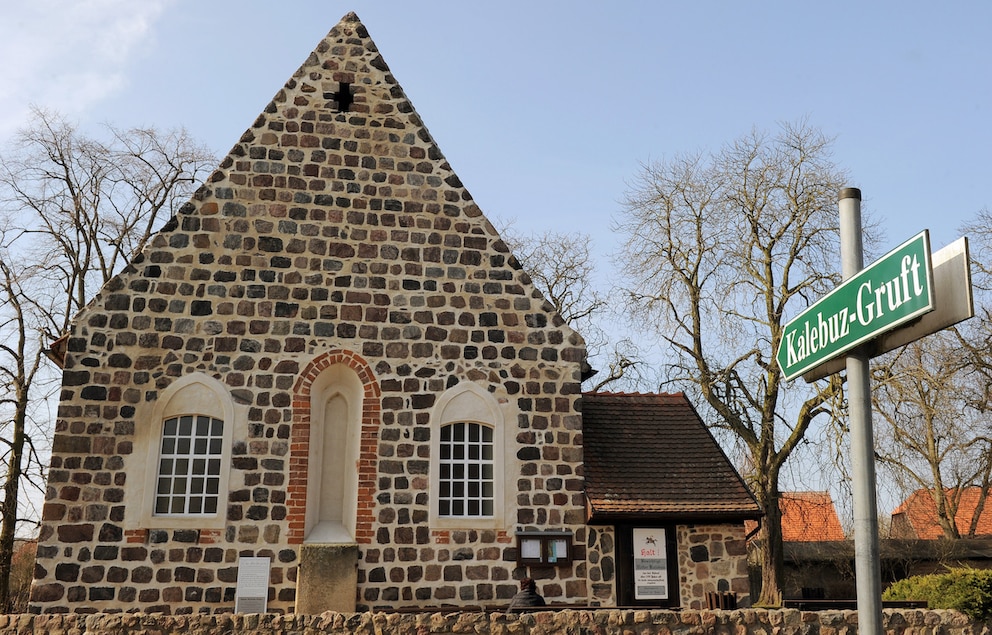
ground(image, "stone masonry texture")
xmin=0 ymin=609 xmax=983 ymax=635
xmin=29 ymin=12 xmax=589 ymax=614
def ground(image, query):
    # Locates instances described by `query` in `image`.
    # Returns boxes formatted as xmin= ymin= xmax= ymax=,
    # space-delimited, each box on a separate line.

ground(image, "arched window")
xmin=430 ymin=382 xmax=510 ymax=529
xmin=154 ymin=414 xmax=225 ymax=516
xmin=125 ymin=373 xmax=236 ymax=531
xmin=438 ymin=421 xmax=495 ymax=517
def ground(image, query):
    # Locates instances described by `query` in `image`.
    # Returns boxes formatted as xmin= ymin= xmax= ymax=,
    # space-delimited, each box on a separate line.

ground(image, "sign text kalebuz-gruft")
xmin=777 ymin=231 xmax=933 ymax=381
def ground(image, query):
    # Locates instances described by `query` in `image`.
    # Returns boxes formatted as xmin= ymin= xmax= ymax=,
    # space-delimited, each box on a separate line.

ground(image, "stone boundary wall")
xmin=0 ymin=609 xmax=986 ymax=635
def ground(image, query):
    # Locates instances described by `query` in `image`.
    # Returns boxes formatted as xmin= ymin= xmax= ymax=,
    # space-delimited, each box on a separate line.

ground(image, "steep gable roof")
xmin=75 ymin=11 xmax=580 ymax=357
xmin=890 ymin=487 xmax=992 ymax=539
xmin=582 ymin=392 xmax=761 ymax=522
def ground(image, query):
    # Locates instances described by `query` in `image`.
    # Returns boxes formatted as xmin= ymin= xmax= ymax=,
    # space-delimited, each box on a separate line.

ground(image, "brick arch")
xmin=287 ymin=349 xmax=380 ymax=544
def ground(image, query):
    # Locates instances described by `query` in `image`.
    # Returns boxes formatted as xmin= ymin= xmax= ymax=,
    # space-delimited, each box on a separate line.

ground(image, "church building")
xmin=30 ymin=12 xmax=760 ymax=615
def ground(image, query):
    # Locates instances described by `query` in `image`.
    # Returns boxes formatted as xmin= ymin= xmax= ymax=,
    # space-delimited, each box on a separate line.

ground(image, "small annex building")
xmin=29 ymin=12 xmax=760 ymax=615
xmin=583 ymin=393 xmax=760 ymax=608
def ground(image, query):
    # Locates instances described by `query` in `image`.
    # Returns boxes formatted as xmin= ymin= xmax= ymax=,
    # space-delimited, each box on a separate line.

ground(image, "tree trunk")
xmin=932 ymin=487 xmax=961 ymax=539
xmin=756 ymin=486 xmax=784 ymax=606
xmin=0 ymin=392 xmax=26 ymax=611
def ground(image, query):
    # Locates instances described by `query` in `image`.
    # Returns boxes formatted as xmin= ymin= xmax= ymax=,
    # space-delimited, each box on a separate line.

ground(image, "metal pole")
xmin=840 ymin=187 xmax=883 ymax=634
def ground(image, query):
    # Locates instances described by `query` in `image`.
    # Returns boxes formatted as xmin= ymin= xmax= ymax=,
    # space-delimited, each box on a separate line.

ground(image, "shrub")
xmin=883 ymin=568 xmax=992 ymax=620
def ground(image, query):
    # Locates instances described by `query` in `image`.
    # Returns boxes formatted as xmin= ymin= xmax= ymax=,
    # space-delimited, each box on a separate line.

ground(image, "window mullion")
xmin=155 ymin=414 xmax=224 ymax=518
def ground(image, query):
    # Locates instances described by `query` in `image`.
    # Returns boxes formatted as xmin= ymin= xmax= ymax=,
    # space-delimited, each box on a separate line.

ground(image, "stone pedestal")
xmin=296 ymin=543 xmax=359 ymax=614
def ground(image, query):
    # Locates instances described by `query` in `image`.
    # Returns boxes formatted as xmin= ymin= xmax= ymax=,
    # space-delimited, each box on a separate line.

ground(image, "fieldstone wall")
xmin=677 ymin=524 xmax=750 ymax=609
xmin=584 ymin=524 xmax=751 ymax=609
xmin=30 ymin=13 xmax=588 ymax=615
xmin=585 ymin=527 xmax=617 ymax=603
xmin=0 ymin=609 xmax=985 ymax=635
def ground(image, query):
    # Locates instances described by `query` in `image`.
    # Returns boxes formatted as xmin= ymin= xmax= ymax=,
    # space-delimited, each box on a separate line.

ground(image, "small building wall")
xmin=780 ymin=538 xmax=992 ymax=601
xmin=583 ymin=523 xmax=750 ymax=609
xmin=677 ymin=524 xmax=751 ymax=609
xmin=585 ymin=526 xmax=617 ymax=604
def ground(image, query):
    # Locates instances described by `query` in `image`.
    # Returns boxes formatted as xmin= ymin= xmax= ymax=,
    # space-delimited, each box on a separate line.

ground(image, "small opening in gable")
xmin=325 ymin=82 xmax=354 ymax=113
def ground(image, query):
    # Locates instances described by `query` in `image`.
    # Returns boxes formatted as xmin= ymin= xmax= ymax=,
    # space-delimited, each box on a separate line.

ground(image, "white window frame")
xmin=429 ymin=382 xmax=512 ymax=530
xmin=438 ymin=421 xmax=495 ymax=518
xmin=154 ymin=414 xmax=225 ymax=516
xmin=125 ymin=373 xmax=236 ymax=531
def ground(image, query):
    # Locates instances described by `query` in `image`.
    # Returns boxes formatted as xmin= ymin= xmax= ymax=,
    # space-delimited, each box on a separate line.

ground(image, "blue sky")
xmin=2 ymin=1 xmax=989 ymax=513
xmin=3 ymin=1 xmax=989 ymax=262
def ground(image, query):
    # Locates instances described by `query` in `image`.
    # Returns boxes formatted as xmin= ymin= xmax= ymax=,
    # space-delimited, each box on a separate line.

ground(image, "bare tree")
xmin=615 ymin=121 xmax=849 ymax=605
xmin=499 ymin=226 xmax=644 ymax=391
xmin=957 ymin=209 xmax=992 ymax=406
xmin=871 ymin=332 xmax=992 ymax=539
xmin=0 ymin=108 xmax=214 ymax=609
xmin=916 ymin=209 xmax=992 ymax=536
xmin=507 ymin=230 xmax=605 ymax=324
xmin=0 ymin=238 xmax=53 ymax=609
xmin=2 ymin=108 xmax=214 ymax=338
xmin=5 ymin=539 xmax=36 ymax=613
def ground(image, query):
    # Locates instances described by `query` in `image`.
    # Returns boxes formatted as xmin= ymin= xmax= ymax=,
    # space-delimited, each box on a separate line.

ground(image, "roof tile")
xmin=582 ymin=392 xmax=761 ymax=521
xmin=780 ymin=492 xmax=845 ymax=541
xmin=890 ymin=487 xmax=992 ymax=539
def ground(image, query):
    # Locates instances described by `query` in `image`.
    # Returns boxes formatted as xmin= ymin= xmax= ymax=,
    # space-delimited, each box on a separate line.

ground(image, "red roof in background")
xmin=890 ymin=487 xmax=992 ymax=539
xmin=780 ymin=492 xmax=846 ymax=541
xmin=582 ymin=392 xmax=762 ymax=522
xmin=745 ymin=492 xmax=846 ymax=542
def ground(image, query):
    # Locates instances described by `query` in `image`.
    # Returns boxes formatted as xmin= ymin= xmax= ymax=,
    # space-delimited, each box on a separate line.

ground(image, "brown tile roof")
xmin=744 ymin=492 xmax=845 ymax=542
xmin=890 ymin=487 xmax=992 ymax=539
xmin=582 ymin=392 xmax=762 ymax=523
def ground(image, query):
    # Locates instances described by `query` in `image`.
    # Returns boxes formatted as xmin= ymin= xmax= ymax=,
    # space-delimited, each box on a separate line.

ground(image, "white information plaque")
xmin=632 ymin=528 xmax=668 ymax=600
xmin=235 ymin=556 xmax=270 ymax=614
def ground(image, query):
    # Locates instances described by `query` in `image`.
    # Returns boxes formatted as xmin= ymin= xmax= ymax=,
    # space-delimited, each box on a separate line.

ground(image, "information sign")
xmin=235 ymin=556 xmax=270 ymax=614
xmin=633 ymin=528 xmax=669 ymax=600
xmin=778 ymin=231 xmax=934 ymax=381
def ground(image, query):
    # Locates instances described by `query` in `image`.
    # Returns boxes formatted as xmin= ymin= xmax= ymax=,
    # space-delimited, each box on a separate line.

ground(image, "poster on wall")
xmin=632 ymin=528 xmax=668 ymax=600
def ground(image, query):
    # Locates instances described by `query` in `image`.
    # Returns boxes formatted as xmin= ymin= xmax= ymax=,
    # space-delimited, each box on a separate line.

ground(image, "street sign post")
xmin=802 ymin=237 xmax=973 ymax=381
xmin=838 ymin=189 xmax=881 ymax=635
xmin=777 ymin=230 xmax=935 ymax=381
xmin=786 ymin=188 xmax=972 ymax=635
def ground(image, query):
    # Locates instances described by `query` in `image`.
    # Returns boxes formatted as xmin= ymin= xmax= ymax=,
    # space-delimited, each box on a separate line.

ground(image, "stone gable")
xmin=31 ymin=12 xmax=589 ymax=615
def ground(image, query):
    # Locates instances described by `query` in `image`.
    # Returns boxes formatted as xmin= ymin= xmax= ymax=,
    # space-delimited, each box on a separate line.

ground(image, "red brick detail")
xmin=287 ymin=349 xmax=380 ymax=544
xmin=124 ymin=529 xmax=149 ymax=544
xmin=433 ymin=530 xmax=451 ymax=544
xmin=199 ymin=529 xmax=222 ymax=545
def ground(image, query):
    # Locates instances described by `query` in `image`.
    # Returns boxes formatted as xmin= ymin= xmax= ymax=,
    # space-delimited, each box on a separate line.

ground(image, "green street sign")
xmin=778 ymin=231 xmax=934 ymax=381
